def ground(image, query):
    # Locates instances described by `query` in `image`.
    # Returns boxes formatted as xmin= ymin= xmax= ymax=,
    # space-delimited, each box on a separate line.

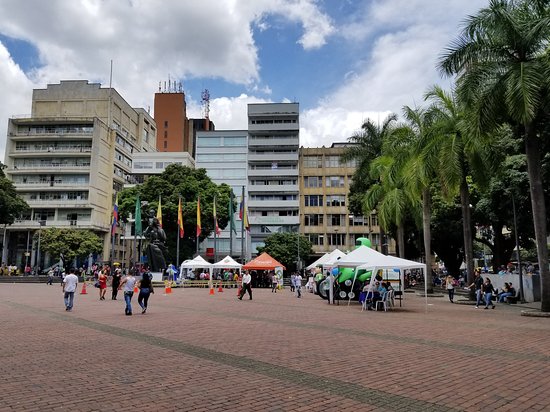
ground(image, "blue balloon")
xmin=331 ymin=267 xmax=339 ymax=275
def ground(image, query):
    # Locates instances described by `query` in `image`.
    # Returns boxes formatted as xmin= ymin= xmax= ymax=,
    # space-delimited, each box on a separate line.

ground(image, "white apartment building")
xmin=195 ymin=130 xmax=249 ymax=261
xmin=3 ymin=80 xmax=157 ymax=270
xmin=247 ymin=103 xmax=300 ymax=256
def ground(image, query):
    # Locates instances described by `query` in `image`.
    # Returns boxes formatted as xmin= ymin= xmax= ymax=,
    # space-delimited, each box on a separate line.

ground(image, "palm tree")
xmin=342 ymin=114 xmax=399 ymax=252
xmin=423 ymin=86 xmax=491 ymax=289
xmin=439 ymin=0 xmax=550 ymax=310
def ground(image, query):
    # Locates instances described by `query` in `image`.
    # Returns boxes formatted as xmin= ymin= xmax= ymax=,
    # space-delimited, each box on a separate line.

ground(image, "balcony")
xmin=248 ymin=168 xmax=298 ymax=177
xmin=248 ymin=152 xmax=298 ymax=162
xmin=248 ymin=184 xmax=298 ymax=193
xmin=9 ymin=219 xmax=110 ymax=232
xmin=248 ymin=136 xmax=299 ymax=148
xmin=248 ymin=199 xmax=299 ymax=209
xmin=249 ymin=215 xmax=299 ymax=226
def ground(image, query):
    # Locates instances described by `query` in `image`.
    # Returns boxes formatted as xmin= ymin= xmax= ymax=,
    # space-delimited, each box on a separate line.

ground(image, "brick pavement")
xmin=0 ymin=283 xmax=549 ymax=411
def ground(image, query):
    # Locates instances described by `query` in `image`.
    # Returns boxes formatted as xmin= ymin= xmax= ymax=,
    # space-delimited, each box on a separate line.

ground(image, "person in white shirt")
xmin=294 ymin=272 xmax=303 ymax=298
xmin=62 ymin=268 xmax=79 ymax=311
xmin=119 ymin=270 xmax=137 ymax=315
xmin=238 ymin=271 xmax=252 ymax=300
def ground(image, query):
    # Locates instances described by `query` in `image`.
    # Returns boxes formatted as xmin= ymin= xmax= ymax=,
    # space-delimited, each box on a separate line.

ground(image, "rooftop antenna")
xmin=201 ymin=89 xmax=210 ymax=130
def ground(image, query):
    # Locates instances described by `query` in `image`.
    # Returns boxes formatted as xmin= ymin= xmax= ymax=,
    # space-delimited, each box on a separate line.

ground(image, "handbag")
xmin=94 ymin=281 xmax=100 ymax=288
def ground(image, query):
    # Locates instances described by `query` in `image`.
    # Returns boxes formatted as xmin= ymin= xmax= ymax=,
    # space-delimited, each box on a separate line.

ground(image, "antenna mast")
xmin=201 ymin=89 xmax=210 ymax=130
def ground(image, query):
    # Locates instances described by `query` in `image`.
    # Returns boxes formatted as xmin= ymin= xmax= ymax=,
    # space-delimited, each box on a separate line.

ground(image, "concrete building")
xmin=3 ymin=80 xmax=157 ymax=270
xmin=153 ymin=85 xmax=190 ymax=153
xmin=131 ymin=151 xmax=195 ymax=184
xmin=247 ymin=103 xmax=300 ymax=257
xmin=195 ymin=130 xmax=249 ymax=261
xmin=299 ymin=144 xmax=395 ymax=259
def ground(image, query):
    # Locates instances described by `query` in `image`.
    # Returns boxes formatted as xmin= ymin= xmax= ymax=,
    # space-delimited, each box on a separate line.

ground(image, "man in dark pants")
xmin=111 ymin=266 xmax=122 ymax=300
xmin=238 ymin=271 xmax=252 ymax=300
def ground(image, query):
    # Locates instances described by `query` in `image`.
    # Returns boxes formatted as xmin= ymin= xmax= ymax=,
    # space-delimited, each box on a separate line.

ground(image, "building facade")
xmin=247 ymin=103 xmax=300 ymax=256
xmin=153 ymin=88 xmax=190 ymax=153
xmin=299 ymin=144 xmax=395 ymax=259
xmin=3 ymin=80 xmax=157 ymax=270
xmin=195 ymin=130 xmax=249 ymax=261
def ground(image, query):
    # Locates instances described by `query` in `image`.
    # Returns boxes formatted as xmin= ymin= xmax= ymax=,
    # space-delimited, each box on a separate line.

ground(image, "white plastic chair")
xmin=375 ymin=291 xmax=389 ymax=312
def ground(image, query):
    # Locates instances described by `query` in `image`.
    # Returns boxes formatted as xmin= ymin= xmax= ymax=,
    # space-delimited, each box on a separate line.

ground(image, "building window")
xmin=349 ymin=215 xmax=366 ymax=226
xmin=304 ymin=195 xmax=323 ymax=207
xmin=304 ymin=176 xmax=323 ymax=188
xmin=370 ymin=215 xmax=378 ymax=227
xmin=307 ymin=234 xmax=324 ymax=246
xmin=325 ymin=176 xmax=345 ymax=188
xmin=304 ymin=214 xmax=323 ymax=226
xmin=164 ymin=121 xmax=168 ymax=128
xmin=328 ymin=233 xmax=345 ymax=246
xmin=303 ymin=156 xmax=322 ymax=168
xmin=163 ymin=141 xmax=167 ymax=149
xmin=327 ymin=214 xmax=345 ymax=226
xmin=324 ymin=155 xmax=340 ymax=168
xmin=164 ymin=131 xmax=168 ymax=138
xmin=326 ymin=195 xmax=346 ymax=207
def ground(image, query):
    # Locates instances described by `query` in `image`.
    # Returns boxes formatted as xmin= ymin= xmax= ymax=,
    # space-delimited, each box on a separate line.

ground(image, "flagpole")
xmin=229 ymin=190 xmax=234 ymax=258
xmin=110 ymin=193 xmax=117 ymax=272
xmin=241 ymin=186 xmax=245 ymax=264
xmin=213 ymin=195 xmax=217 ymax=263
xmin=176 ymin=195 xmax=181 ymax=268
xmin=196 ymin=197 xmax=201 ymax=257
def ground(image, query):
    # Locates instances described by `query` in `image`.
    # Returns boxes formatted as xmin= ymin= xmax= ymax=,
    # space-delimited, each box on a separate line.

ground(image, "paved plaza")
xmin=0 ymin=283 xmax=549 ymax=411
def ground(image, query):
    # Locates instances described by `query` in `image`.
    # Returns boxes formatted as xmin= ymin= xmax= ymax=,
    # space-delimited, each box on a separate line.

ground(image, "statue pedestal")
xmin=151 ymin=272 xmax=164 ymax=282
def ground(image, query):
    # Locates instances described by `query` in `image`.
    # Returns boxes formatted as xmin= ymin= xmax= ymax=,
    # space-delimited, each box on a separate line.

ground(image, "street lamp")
xmin=36 ymin=220 xmax=46 ymax=274
xmin=511 ymin=194 xmax=525 ymax=303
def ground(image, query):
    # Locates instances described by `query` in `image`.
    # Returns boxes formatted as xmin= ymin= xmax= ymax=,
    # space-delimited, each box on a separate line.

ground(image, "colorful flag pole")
xmin=240 ymin=186 xmax=245 ymax=263
xmin=229 ymin=190 xmax=236 ymax=258
xmin=177 ymin=195 xmax=184 ymax=267
xmin=156 ymin=195 xmax=163 ymax=227
xmin=196 ymin=197 xmax=201 ymax=256
xmin=111 ymin=193 xmax=118 ymax=270
xmin=213 ymin=195 xmax=218 ymax=263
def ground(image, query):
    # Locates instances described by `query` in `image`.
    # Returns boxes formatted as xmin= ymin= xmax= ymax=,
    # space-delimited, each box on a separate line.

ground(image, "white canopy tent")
xmin=335 ymin=246 xmax=427 ymax=307
xmin=212 ymin=255 xmax=242 ymax=271
xmin=306 ymin=249 xmax=346 ymax=271
xmin=180 ymin=255 xmax=212 ymax=272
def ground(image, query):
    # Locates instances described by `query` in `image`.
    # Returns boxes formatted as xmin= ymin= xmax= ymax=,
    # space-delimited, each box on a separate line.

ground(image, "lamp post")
xmin=511 ymin=194 xmax=525 ymax=303
xmin=36 ymin=220 xmax=46 ymax=274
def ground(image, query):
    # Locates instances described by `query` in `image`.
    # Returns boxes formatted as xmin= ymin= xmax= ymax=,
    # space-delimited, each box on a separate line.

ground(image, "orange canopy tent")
xmin=242 ymin=252 xmax=286 ymax=270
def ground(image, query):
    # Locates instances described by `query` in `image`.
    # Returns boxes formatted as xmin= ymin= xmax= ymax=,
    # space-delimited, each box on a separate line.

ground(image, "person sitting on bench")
xmin=498 ymin=283 xmax=516 ymax=302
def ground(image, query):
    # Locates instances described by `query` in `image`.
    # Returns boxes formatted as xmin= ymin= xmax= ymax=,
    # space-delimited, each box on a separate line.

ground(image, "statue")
xmin=143 ymin=209 xmax=167 ymax=272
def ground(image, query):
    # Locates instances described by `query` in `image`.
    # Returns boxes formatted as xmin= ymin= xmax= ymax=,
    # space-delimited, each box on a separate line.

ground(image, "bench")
xmin=506 ymin=291 xmax=520 ymax=304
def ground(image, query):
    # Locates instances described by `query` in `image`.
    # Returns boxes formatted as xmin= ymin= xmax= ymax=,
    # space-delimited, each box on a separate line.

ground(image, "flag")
xmin=240 ymin=196 xmax=250 ymax=232
xmin=213 ymin=196 xmax=221 ymax=235
xmin=135 ymin=195 xmax=142 ymax=236
xmin=196 ymin=197 xmax=201 ymax=238
xmin=229 ymin=191 xmax=237 ymax=234
xmin=177 ymin=196 xmax=184 ymax=238
xmin=111 ymin=193 xmax=118 ymax=235
xmin=156 ymin=196 xmax=163 ymax=227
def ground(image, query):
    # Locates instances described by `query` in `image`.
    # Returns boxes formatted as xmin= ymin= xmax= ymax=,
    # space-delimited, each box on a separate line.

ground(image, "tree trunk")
xmin=397 ymin=222 xmax=405 ymax=258
xmin=422 ymin=188 xmax=433 ymax=294
xmin=524 ymin=126 xmax=550 ymax=311
xmin=460 ymin=175 xmax=475 ymax=296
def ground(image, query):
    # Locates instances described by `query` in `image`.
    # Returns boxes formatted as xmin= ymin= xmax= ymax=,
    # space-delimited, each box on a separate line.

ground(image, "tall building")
xmin=195 ymin=130 xmax=249 ymax=261
xmin=3 ymin=80 xmax=157 ymax=269
xmin=247 ymin=103 xmax=300 ymax=257
xmin=153 ymin=84 xmax=190 ymax=153
xmin=299 ymin=144 xmax=395 ymax=259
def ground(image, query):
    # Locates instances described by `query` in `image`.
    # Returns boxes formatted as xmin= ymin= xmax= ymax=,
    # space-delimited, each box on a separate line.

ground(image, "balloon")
xmin=331 ymin=267 xmax=339 ymax=275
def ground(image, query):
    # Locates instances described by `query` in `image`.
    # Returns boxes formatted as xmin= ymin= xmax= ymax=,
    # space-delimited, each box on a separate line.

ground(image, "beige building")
xmin=3 ymin=80 xmax=157 ymax=269
xmin=299 ymin=144 xmax=395 ymax=259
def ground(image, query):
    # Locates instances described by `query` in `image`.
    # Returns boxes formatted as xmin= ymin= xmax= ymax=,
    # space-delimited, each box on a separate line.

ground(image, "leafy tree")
xmin=118 ymin=164 xmax=234 ymax=264
xmin=256 ymin=232 xmax=312 ymax=272
xmin=39 ymin=228 xmax=103 ymax=269
xmin=0 ymin=162 xmax=29 ymax=225
xmin=439 ymin=0 xmax=550 ymax=310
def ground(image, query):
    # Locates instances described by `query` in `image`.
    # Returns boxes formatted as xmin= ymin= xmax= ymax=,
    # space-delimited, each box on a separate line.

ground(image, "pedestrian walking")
xmin=271 ymin=271 xmax=278 ymax=293
xmin=111 ymin=266 xmax=122 ymax=300
xmin=445 ymin=275 xmax=456 ymax=303
xmin=482 ymin=278 xmax=496 ymax=309
xmin=47 ymin=269 xmax=54 ymax=285
xmin=468 ymin=270 xmax=484 ymax=308
xmin=137 ymin=266 xmax=154 ymax=314
xmin=290 ymin=273 xmax=296 ymax=292
xmin=238 ymin=271 xmax=252 ymax=300
xmin=294 ymin=272 xmax=303 ymax=298
xmin=62 ymin=268 xmax=79 ymax=312
xmin=119 ymin=270 xmax=137 ymax=315
xmin=98 ymin=264 xmax=108 ymax=300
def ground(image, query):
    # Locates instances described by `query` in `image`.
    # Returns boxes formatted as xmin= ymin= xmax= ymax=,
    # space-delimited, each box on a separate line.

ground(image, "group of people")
xmin=62 ymin=264 xmax=155 ymax=315
xmin=360 ymin=280 xmax=392 ymax=310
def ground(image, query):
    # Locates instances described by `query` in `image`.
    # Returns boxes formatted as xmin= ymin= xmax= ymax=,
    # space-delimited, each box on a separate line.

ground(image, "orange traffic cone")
xmin=80 ymin=282 xmax=88 ymax=295
xmin=165 ymin=282 xmax=172 ymax=294
xmin=218 ymin=282 xmax=223 ymax=293
xmin=209 ymin=286 xmax=215 ymax=295
xmin=134 ymin=285 xmax=139 ymax=293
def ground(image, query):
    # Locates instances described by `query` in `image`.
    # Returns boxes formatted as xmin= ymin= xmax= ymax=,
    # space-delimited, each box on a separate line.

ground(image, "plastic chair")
xmin=375 ymin=291 xmax=389 ymax=312
xmin=361 ymin=292 xmax=373 ymax=311
xmin=386 ymin=290 xmax=395 ymax=309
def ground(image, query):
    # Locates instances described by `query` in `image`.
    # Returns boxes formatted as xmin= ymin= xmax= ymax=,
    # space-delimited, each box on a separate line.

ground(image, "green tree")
xmin=0 ymin=162 xmax=29 ymax=225
xmin=118 ymin=165 xmax=233 ymax=264
xmin=39 ymin=228 xmax=103 ymax=269
xmin=256 ymin=232 xmax=312 ymax=272
xmin=439 ymin=0 xmax=550 ymax=310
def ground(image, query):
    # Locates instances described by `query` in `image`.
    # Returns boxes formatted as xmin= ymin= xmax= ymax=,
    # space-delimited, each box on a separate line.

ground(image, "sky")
xmin=0 ymin=0 xmax=488 ymax=159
